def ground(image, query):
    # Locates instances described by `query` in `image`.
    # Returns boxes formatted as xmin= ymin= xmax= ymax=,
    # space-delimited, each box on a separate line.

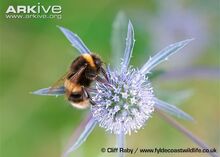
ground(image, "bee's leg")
xmin=100 ymin=66 xmax=109 ymax=82
xmin=89 ymin=98 xmax=96 ymax=106
xmin=96 ymin=76 xmax=113 ymax=88
xmin=96 ymin=76 xmax=107 ymax=84
xmin=82 ymin=87 xmax=96 ymax=106
xmin=86 ymin=87 xmax=97 ymax=93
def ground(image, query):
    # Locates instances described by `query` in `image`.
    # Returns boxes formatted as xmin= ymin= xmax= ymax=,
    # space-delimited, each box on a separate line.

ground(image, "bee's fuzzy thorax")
xmin=82 ymin=54 xmax=95 ymax=68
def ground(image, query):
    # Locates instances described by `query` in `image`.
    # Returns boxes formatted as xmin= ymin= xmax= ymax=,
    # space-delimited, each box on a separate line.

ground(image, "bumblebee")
xmin=51 ymin=53 xmax=107 ymax=109
xmin=41 ymin=26 xmax=109 ymax=109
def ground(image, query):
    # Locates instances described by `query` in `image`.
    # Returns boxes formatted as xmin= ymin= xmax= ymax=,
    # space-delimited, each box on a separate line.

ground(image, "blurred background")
xmin=1 ymin=0 xmax=219 ymax=157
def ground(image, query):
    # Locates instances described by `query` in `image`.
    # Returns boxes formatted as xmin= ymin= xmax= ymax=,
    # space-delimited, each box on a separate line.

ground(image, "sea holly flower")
xmin=33 ymin=17 xmax=218 ymax=157
xmin=91 ymin=62 xmax=155 ymax=135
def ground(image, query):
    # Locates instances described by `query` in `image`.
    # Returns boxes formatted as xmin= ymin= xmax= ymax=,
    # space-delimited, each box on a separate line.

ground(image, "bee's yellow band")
xmin=82 ymin=54 xmax=95 ymax=67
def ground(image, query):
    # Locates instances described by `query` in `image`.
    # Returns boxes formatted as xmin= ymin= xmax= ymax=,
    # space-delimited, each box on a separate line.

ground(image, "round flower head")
xmin=91 ymin=66 xmax=155 ymax=134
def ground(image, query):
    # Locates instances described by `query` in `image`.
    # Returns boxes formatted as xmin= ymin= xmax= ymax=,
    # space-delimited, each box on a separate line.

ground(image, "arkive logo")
xmin=5 ymin=3 xmax=62 ymax=19
xmin=6 ymin=3 xmax=61 ymax=14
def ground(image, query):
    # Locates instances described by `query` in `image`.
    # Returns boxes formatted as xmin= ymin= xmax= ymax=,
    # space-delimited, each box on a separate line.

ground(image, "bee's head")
xmin=84 ymin=54 xmax=103 ymax=80
xmin=91 ymin=54 xmax=102 ymax=69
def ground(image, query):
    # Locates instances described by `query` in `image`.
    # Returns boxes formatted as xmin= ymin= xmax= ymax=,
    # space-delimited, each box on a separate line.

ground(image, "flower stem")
xmin=117 ymin=130 xmax=125 ymax=157
xmin=156 ymin=109 xmax=219 ymax=157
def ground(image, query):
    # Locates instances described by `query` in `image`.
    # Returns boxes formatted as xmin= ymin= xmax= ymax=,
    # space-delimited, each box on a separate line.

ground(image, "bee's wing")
xmin=68 ymin=64 xmax=87 ymax=82
xmin=154 ymin=98 xmax=194 ymax=121
xmin=32 ymin=64 xmax=88 ymax=97
xmin=58 ymin=26 xmax=91 ymax=54
xmin=50 ymin=72 xmax=70 ymax=89
xmin=32 ymin=72 xmax=70 ymax=96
